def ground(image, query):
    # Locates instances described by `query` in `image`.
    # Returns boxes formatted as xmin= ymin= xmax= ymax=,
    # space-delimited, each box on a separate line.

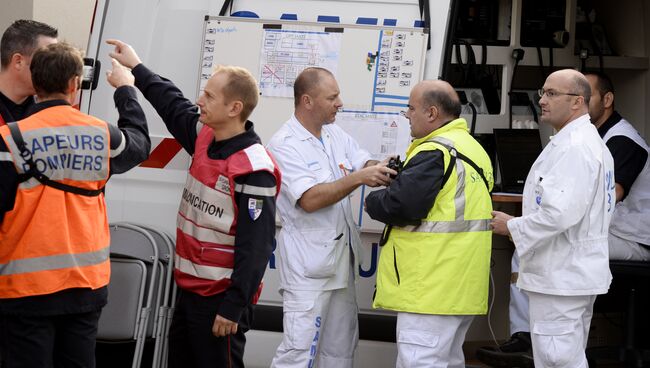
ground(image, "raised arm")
xmin=105 ymin=58 xmax=150 ymax=174
xmin=107 ymin=39 xmax=200 ymax=154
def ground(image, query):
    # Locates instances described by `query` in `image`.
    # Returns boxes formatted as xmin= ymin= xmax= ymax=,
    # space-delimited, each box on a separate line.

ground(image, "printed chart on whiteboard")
xmin=259 ymin=29 xmax=342 ymax=98
xmin=372 ymin=29 xmax=424 ymax=110
xmin=336 ymin=110 xmax=410 ymax=161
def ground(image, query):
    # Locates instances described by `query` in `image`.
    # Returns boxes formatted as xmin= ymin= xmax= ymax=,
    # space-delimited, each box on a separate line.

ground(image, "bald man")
xmin=268 ymin=67 xmax=395 ymax=368
xmin=492 ymin=69 xmax=615 ymax=368
xmin=365 ymin=80 xmax=494 ymax=368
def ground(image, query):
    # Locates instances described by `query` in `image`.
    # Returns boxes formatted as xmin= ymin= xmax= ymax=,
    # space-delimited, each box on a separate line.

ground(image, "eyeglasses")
xmin=400 ymin=104 xmax=415 ymax=117
xmin=537 ymin=89 xmax=581 ymax=98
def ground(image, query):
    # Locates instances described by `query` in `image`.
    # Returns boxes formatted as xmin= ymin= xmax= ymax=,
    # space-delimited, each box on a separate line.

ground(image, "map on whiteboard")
xmin=259 ymin=29 xmax=342 ymax=98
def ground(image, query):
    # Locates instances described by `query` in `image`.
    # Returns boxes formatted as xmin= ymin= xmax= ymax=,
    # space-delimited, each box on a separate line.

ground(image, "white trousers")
xmin=609 ymin=232 xmax=650 ymax=261
xmin=509 ymin=253 xmax=530 ymax=335
xmin=270 ymin=273 xmax=358 ymax=368
xmin=510 ymin=232 xmax=650 ymax=336
xmin=395 ymin=313 xmax=474 ymax=368
xmin=526 ymin=291 xmax=595 ymax=368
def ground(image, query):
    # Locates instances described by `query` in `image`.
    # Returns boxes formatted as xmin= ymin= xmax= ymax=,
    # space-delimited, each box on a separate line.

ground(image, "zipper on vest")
xmin=393 ymin=246 xmax=400 ymax=285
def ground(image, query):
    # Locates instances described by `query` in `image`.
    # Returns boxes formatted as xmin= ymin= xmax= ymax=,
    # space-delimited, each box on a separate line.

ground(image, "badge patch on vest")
xmin=248 ymin=198 xmax=263 ymax=220
xmin=215 ymin=175 xmax=230 ymax=194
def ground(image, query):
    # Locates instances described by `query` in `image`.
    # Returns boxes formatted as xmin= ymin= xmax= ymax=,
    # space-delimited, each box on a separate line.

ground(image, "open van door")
xmin=78 ymin=0 xmax=107 ymax=115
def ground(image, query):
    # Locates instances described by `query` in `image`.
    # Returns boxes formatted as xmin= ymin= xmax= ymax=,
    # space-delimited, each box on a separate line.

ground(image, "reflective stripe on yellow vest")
xmin=0 ymin=105 xmax=111 ymax=298
xmin=373 ymin=118 xmax=494 ymax=315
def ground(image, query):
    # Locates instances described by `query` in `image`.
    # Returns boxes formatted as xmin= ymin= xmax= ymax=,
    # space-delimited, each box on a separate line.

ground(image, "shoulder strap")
xmin=428 ymin=138 xmax=491 ymax=192
xmin=0 ymin=102 xmax=15 ymax=127
xmin=7 ymin=122 xmax=104 ymax=197
xmin=380 ymin=139 xmax=490 ymax=247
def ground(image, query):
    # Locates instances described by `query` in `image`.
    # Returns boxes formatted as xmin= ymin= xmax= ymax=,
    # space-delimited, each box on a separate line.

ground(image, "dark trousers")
xmin=168 ymin=289 xmax=253 ymax=368
xmin=0 ymin=310 xmax=101 ymax=368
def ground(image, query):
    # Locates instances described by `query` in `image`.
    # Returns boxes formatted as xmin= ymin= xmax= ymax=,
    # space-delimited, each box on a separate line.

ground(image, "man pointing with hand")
xmin=107 ymin=39 xmax=280 ymax=368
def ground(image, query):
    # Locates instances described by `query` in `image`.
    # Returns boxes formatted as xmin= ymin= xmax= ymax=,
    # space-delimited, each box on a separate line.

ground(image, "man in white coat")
xmin=492 ymin=69 xmax=615 ymax=368
xmin=267 ymin=67 xmax=396 ymax=368
xmin=478 ymin=70 xmax=650 ymax=368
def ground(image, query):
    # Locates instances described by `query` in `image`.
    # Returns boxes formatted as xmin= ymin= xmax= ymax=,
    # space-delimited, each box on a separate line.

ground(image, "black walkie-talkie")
xmin=387 ymin=155 xmax=401 ymax=179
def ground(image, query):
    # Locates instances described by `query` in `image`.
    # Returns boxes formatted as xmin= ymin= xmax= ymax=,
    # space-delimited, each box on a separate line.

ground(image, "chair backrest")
xmin=97 ymin=258 xmax=147 ymax=339
xmin=133 ymin=224 xmax=174 ymax=337
xmin=159 ymin=231 xmax=177 ymax=368
xmin=109 ymin=223 xmax=159 ymax=332
xmin=103 ymin=223 xmax=161 ymax=368
xmin=109 ymin=223 xmax=159 ymax=263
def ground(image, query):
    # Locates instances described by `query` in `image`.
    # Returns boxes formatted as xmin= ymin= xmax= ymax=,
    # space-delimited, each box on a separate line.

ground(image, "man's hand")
xmin=106 ymin=59 xmax=135 ymax=88
xmin=356 ymin=162 xmax=397 ymax=187
xmin=491 ymin=210 xmax=514 ymax=237
xmin=106 ymin=39 xmax=142 ymax=69
xmin=212 ymin=314 xmax=238 ymax=337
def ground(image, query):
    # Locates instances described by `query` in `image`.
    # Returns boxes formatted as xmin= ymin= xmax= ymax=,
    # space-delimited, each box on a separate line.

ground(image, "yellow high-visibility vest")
xmin=373 ymin=118 xmax=494 ymax=315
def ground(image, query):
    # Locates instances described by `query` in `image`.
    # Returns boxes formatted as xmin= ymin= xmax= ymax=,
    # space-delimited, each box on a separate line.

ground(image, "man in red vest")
xmin=108 ymin=39 xmax=281 ymax=368
xmin=0 ymin=20 xmax=58 ymax=126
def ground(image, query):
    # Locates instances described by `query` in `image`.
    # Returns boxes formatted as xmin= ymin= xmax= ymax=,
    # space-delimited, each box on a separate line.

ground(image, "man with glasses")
xmin=491 ymin=69 xmax=615 ymax=368
xmin=365 ymin=80 xmax=493 ymax=367
xmin=478 ymin=70 xmax=649 ymax=368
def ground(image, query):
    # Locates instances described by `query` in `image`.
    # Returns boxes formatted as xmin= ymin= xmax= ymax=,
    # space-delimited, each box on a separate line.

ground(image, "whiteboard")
xmin=198 ymin=16 xmax=428 ymax=231
xmin=197 ymin=16 xmax=428 ymax=142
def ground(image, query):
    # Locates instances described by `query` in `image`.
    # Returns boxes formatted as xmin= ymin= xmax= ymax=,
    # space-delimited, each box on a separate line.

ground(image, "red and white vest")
xmin=174 ymin=126 xmax=281 ymax=299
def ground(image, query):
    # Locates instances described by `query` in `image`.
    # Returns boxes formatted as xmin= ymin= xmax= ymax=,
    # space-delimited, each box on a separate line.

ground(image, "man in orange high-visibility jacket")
xmin=0 ymin=43 xmax=150 ymax=368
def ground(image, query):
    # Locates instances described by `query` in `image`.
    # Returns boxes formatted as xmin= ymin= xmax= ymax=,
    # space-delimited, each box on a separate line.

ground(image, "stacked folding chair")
xmin=158 ymin=231 xmax=177 ymax=368
xmin=135 ymin=224 xmax=176 ymax=368
xmin=98 ymin=223 xmax=159 ymax=368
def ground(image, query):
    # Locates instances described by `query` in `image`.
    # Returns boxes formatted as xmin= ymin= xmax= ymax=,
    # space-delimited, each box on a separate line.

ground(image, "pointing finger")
xmin=105 ymin=39 xmax=122 ymax=47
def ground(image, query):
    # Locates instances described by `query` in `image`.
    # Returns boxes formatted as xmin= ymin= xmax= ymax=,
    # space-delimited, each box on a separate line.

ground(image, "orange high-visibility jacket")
xmin=0 ymin=105 xmax=111 ymax=298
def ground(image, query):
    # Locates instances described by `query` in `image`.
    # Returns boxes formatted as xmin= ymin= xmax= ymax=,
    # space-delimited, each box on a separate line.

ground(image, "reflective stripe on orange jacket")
xmin=0 ymin=105 xmax=111 ymax=298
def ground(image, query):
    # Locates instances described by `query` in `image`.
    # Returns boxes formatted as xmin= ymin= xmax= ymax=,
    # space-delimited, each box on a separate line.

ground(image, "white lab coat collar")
xmin=287 ymin=114 xmax=326 ymax=142
xmin=548 ymin=113 xmax=591 ymax=146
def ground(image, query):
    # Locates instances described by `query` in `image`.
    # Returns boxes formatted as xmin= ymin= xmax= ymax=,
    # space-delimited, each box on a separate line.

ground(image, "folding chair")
xmin=159 ymin=231 xmax=177 ymax=368
xmin=98 ymin=257 xmax=147 ymax=340
xmin=98 ymin=223 xmax=159 ymax=368
xmin=134 ymin=224 xmax=175 ymax=368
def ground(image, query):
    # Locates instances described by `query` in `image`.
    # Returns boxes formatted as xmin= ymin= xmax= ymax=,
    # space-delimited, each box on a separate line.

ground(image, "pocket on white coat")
xmin=532 ymin=320 xmax=580 ymax=367
xmin=299 ymin=229 xmax=341 ymax=279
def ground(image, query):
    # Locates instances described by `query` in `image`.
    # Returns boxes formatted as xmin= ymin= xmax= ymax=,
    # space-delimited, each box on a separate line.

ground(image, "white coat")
xmin=507 ymin=114 xmax=615 ymax=296
xmin=267 ymin=115 xmax=371 ymax=291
